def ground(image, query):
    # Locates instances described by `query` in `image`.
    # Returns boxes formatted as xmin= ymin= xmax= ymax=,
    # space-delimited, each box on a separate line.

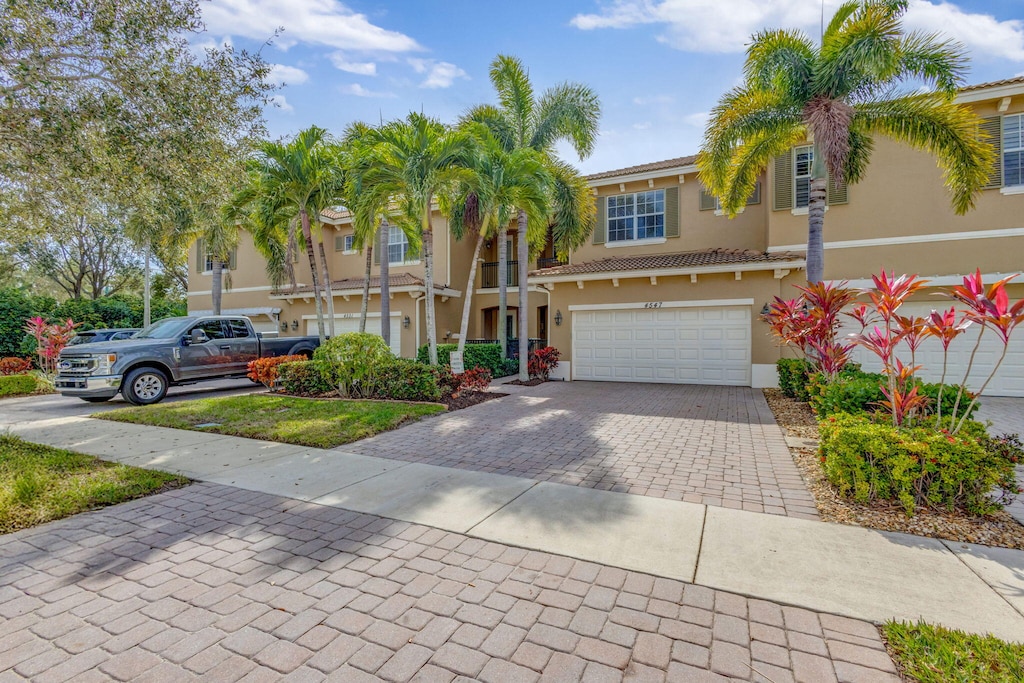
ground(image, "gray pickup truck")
xmin=55 ymin=315 xmax=319 ymax=405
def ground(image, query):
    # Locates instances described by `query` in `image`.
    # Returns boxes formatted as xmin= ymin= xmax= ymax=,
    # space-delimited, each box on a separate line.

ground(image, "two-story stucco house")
xmin=188 ymin=76 xmax=1024 ymax=396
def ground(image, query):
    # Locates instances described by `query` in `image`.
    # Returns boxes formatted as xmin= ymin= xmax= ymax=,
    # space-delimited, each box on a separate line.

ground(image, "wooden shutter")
xmin=664 ymin=186 xmax=680 ymax=237
xmin=196 ymin=239 xmax=205 ymax=272
xmin=747 ymin=181 xmax=762 ymax=205
xmin=773 ymin=153 xmax=793 ymax=210
xmin=593 ymin=196 xmax=607 ymax=244
xmin=979 ymin=115 xmax=1003 ymax=189
xmin=335 ymin=234 xmax=346 ymax=251
xmin=698 ymin=186 xmax=717 ymax=211
xmin=228 ymin=248 xmax=237 ymax=271
xmin=373 ymin=242 xmax=380 ymax=265
xmin=826 ymin=176 xmax=849 ymax=205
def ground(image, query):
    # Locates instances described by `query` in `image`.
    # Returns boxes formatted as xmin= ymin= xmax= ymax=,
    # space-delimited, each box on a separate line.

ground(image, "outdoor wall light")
xmin=554 ymin=310 xmax=563 ymax=326
xmin=403 ymin=315 xmax=411 ymax=328
xmin=291 ymin=319 xmax=299 ymax=331
xmin=760 ymin=303 xmax=770 ymax=316
xmin=280 ymin=321 xmax=288 ymax=332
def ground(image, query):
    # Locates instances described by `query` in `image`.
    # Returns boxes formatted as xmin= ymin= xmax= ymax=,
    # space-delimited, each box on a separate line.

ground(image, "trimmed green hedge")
xmin=777 ymin=358 xmax=813 ymax=400
xmin=417 ymin=343 xmax=512 ymax=377
xmin=808 ymin=372 xmax=979 ymax=420
xmin=278 ymin=361 xmax=333 ymax=397
xmin=819 ymin=413 xmax=1017 ymax=515
xmin=364 ymin=359 xmax=441 ymax=402
xmin=0 ymin=375 xmax=39 ymax=397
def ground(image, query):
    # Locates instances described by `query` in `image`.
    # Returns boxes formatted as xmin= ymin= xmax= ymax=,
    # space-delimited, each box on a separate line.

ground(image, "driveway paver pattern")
xmin=345 ymin=382 xmax=819 ymax=519
xmin=0 ymin=482 xmax=898 ymax=682
xmin=977 ymin=398 xmax=1024 ymax=526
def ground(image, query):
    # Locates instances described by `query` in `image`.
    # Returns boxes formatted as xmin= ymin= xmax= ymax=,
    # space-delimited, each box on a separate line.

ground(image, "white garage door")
xmin=847 ymin=302 xmax=1024 ymax=397
xmin=306 ymin=315 xmax=402 ymax=356
xmin=573 ymin=306 xmax=751 ymax=385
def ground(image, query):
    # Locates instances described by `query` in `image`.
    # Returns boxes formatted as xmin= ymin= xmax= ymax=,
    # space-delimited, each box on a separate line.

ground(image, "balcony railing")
xmin=464 ymin=338 xmax=548 ymax=359
xmin=536 ymin=257 xmax=562 ymax=270
xmin=480 ymin=261 xmax=518 ymax=288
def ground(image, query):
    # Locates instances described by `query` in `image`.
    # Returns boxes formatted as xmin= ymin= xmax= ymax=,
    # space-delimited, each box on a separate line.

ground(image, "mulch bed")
xmin=442 ymin=391 xmax=507 ymax=411
xmin=507 ymin=378 xmax=545 ymax=386
xmin=763 ymin=388 xmax=1024 ymax=550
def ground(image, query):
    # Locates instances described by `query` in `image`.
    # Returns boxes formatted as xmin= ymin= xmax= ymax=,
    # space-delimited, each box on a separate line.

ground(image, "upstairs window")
xmin=334 ymin=234 xmax=355 ymax=251
xmin=1004 ymin=114 xmax=1024 ymax=187
xmin=794 ymin=145 xmax=813 ymax=208
xmin=197 ymin=239 xmax=236 ymax=272
xmin=388 ymin=226 xmax=409 ymax=264
xmin=607 ymin=189 xmax=665 ymax=242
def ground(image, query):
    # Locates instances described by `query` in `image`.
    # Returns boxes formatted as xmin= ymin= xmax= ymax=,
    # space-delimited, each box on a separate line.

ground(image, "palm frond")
xmin=718 ymin=126 xmax=805 ymax=216
xmin=532 ymin=82 xmax=601 ymax=158
xmin=817 ymin=0 xmax=904 ymax=98
xmin=744 ymin=29 xmax=816 ymax=101
xmin=489 ymin=55 xmax=535 ymax=148
xmin=895 ymin=31 xmax=967 ymax=96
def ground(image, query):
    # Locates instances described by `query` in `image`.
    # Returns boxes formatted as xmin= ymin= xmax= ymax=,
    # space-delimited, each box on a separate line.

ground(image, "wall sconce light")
xmin=760 ymin=303 xmax=770 ymax=316
xmin=403 ymin=315 xmax=410 ymax=329
xmin=280 ymin=321 xmax=288 ymax=332
xmin=554 ymin=310 xmax=563 ymax=326
xmin=291 ymin=320 xmax=299 ymax=331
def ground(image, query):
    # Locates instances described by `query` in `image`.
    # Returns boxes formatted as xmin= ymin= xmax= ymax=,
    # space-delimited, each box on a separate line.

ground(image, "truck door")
xmin=225 ymin=318 xmax=259 ymax=374
xmin=178 ymin=319 xmax=233 ymax=379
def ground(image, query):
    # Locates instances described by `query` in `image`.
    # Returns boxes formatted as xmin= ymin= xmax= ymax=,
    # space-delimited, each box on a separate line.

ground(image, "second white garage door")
xmin=306 ymin=315 xmax=402 ymax=356
xmin=572 ymin=305 xmax=751 ymax=385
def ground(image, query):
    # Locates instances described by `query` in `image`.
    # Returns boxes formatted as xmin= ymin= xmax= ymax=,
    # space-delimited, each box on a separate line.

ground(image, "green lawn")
xmin=884 ymin=621 xmax=1024 ymax=682
xmin=0 ymin=435 xmax=187 ymax=534
xmin=96 ymin=393 xmax=447 ymax=448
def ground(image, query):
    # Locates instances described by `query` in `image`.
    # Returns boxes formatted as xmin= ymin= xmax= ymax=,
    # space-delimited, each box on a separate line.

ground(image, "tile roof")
xmin=585 ymin=154 xmax=698 ymax=182
xmin=319 ymin=207 xmax=351 ymax=221
xmin=529 ymin=248 xmax=804 ymax=278
xmin=273 ymin=273 xmax=435 ymax=296
xmin=960 ymin=76 xmax=1024 ymax=93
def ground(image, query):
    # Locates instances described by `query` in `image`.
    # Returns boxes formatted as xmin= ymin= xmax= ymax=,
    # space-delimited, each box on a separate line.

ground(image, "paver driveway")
xmin=345 ymin=382 xmax=818 ymax=519
xmin=0 ymin=482 xmax=901 ymax=682
xmin=977 ymin=398 xmax=1024 ymax=526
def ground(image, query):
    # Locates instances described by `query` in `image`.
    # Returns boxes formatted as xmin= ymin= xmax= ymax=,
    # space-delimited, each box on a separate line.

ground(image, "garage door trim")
xmin=568 ymin=298 xmax=754 ymax=312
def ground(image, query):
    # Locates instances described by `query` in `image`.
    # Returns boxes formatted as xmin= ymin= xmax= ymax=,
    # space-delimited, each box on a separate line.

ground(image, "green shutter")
xmin=747 ymin=181 xmax=762 ymax=205
xmin=335 ymin=234 xmax=346 ymax=251
xmin=826 ymin=176 xmax=848 ymax=205
xmin=979 ymin=115 xmax=1003 ymax=189
xmin=196 ymin=239 xmax=205 ymax=272
xmin=593 ymin=196 xmax=606 ymax=244
xmin=773 ymin=153 xmax=793 ymax=211
xmin=664 ymin=186 xmax=679 ymax=237
xmin=698 ymin=186 xmax=717 ymax=211
xmin=373 ymin=242 xmax=380 ymax=265
xmin=228 ymin=248 xmax=237 ymax=271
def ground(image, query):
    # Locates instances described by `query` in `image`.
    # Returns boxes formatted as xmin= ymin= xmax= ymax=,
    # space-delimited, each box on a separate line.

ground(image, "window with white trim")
xmin=388 ymin=226 xmax=409 ymax=264
xmin=335 ymin=234 xmax=355 ymax=251
xmin=1004 ymin=114 xmax=1024 ymax=187
xmin=607 ymin=189 xmax=664 ymax=242
xmin=794 ymin=145 xmax=813 ymax=208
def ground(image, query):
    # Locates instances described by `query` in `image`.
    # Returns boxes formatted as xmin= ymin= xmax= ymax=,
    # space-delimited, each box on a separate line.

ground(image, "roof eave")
xmin=587 ymin=163 xmax=698 ymax=188
xmin=956 ymin=80 xmax=1024 ymax=104
xmin=529 ymin=259 xmax=806 ymax=284
xmin=269 ymin=284 xmax=462 ymax=299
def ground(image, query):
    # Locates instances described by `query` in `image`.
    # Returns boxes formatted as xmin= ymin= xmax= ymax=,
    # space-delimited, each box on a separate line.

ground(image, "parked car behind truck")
xmin=55 ymin=316 xmax=319 ymax=405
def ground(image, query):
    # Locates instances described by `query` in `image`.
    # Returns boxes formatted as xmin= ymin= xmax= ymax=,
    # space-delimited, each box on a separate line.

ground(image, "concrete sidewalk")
xmin=5 ymin=415 xmax=1024 ymax=643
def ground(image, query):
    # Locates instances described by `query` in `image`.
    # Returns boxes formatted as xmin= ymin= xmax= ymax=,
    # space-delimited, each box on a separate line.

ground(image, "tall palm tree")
xmin=698 ymin=0 xmax=993 ymax=284
xmin=247 ymin=127 xmax=345 ymax=343
xmin=467 ymin=55 xmax=600 ymax=380
xmin=353 ymin=113 xmax=471 ymax=365
xmin=447 ymin=126 xmax=551 ymax=356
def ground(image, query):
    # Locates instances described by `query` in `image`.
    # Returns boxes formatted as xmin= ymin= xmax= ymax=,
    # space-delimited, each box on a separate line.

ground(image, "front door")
xmin=537 ymin=306 xmax=548 ymax=346
xmin=178 ymin=319 xmax=234 ymax=379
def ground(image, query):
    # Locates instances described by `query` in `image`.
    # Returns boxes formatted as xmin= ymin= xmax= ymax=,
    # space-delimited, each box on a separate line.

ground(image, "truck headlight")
xmin=93 ymin=353 xmax=117 ymax=374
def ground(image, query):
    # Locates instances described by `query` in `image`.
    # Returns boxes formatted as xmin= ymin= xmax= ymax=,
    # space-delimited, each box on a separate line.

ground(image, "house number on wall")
xmin=643 ymin=302 xmax=663 ymax=309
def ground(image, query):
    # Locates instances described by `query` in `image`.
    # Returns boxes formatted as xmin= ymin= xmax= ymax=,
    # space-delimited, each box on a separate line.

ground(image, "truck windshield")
xmin=134 ymin=318 xmax=192 ymax=339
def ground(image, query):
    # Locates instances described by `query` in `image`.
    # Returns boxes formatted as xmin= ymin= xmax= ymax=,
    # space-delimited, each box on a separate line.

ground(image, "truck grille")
xmin=56 ymin=357 xmax=98 ymax=376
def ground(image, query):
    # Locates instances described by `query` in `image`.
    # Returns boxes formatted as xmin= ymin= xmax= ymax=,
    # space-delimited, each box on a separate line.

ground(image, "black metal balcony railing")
xmin=480 ymin=261 xmax=518 ymax=289
xmin=464 ymin=338 xmax=548 ymax=359
xmin=536 ymin=257 xmax=562 ymax=270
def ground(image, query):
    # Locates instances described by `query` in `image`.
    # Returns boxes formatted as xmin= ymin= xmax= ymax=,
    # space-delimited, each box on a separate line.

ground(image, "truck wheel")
xmin=122 ymin=367 xmax=168 ymax=405
xmin=80 ymin=397 xmax=111 ymax=403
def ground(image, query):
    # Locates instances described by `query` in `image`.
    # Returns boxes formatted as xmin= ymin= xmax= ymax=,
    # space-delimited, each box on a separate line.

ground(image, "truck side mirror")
xmin=189 ymin=329 xmax=209 ymax=345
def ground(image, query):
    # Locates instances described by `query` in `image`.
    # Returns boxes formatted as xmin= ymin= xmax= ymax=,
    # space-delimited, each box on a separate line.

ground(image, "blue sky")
xmin=199 ymin=0 xmax=1024 ymax=175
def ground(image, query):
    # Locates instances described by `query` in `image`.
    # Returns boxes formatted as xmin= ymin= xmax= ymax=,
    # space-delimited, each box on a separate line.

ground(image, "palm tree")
xmin=353 ymin=113 xmax=471 ymax=365
xmin=447 ymin=126 xmax=551 ymax=356
xmin=698 ymin=0 xmax=993 ymax=284
xmin=467 ymin=55 xmax=600 ymax=380
xmin=247 ymin=127 xmax=345 ymax=343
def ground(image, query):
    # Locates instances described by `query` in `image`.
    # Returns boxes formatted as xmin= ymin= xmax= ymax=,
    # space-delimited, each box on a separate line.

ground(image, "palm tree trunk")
xmin=286 ymin=225 xmax=298 ymax=292
xmin=211 ymin=259 xmax=223 ymax=316
xmin=806 ymin=148 xmax=828 ymax=284
xmin=143 ymin=241 xmax=151 ymax=327
xmin=498 ymin=224 xmax=508 ymax=358
xmin=422 ymin=210 xmax=438 ymax=365
xmin=380 ymin=218 xmax=391 ymax=348
xmin=316 ymin=233 xmax=336 ymax=337
xmin=359 ymin=240 xmax=373 ymax=333
xmin=457 ymin=233 xmax=486 ymax=355
xmin=300 ymin=208 xmax=325 ymax=342
xmin=517 ymin=209 xmax=529 ymax=381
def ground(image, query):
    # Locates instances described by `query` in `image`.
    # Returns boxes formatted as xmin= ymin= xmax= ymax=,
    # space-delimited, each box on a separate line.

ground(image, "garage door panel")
xmin=573 ymin=305 xmax=751 ymax=386
xmin=307 ymin=316 xmax=401 ymax=356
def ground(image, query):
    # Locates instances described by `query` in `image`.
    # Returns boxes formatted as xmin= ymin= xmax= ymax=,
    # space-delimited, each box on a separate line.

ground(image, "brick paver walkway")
xmin=977 ymin=398 xmax=1024 ymax=525
xmin=346 ymin=382 xmax=819 ymax=519
xmin=0 ymin=482 xmax=898 ymax=682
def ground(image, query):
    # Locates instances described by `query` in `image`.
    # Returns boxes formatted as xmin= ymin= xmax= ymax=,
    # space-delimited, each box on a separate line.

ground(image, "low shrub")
xmin=278 ymin=361 xmax=333 ymax=397
xmin=818 ymin=412 xmax=1018 ymax=515
xmin=314 ymin=333 xmax=393 ymax=398
xmin=0 ymin=357 xmax=32 ymax=376
xmin=528 ymin=346 xmax=560 ymax=380
xmin=246 ymin=354 xmax=307 ymax=389
xmin=809 ymin=372 xmax=979 ymax=421
xmin=437 ymin=366 xmax=493 ymax=399
xmin=0 ymin=374 xmax=39 ymax=397
xmin=416 ymin=343 xmax=509 ymax=376
xmin=777 ymin=358 xmax=813 ymax=400
xmin=364 ymin=359 xmax=442 ymax=403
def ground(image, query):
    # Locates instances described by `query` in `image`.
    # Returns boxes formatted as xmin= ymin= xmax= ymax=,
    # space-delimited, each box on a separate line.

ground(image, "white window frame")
xmin=606 ymin=189 xmax=665 ymax=243
xmin=388 ymin=226 xmax=410 ymax=264
xmin=203 ymin=248 xmax=236 ymax=273
xmin=794 ymin=145 xmax=813 ymax=209
xmin=1003 ymin=113 xmax=1024 ymax=189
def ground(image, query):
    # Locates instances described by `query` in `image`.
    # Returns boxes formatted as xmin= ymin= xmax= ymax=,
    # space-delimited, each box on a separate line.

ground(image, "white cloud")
xmin=408 ymin=58 xmax=469 ymax=89
xmin=268 ymin=94 xmax=294 ymax=112
xmin=268 ymin=64 xmax=310 ymax=86
xmin=201 ymin=0 xmax=420 ymax=52
xmin=571 ymin=1 xmax=1024 ymax=61
xmin=683 ymin=111 xmax=709 ymax=128
xmin=329 ymin=52 xmax=377 ymax=75
xmin=340 ymin=83 xmax=396 ymax=98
